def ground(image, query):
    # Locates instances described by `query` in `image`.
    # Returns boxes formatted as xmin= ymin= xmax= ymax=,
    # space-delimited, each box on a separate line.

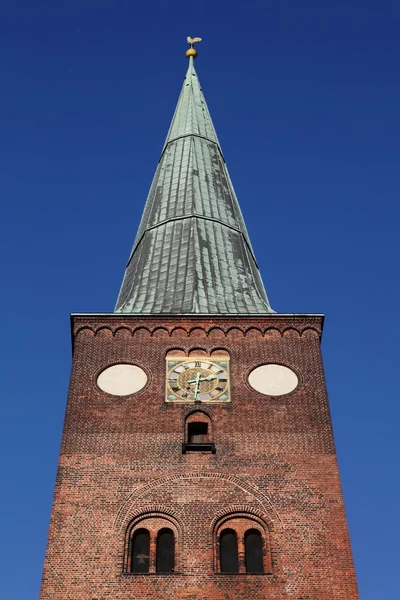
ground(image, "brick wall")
xmin=40 ymin=315 xmax=359 ymax=599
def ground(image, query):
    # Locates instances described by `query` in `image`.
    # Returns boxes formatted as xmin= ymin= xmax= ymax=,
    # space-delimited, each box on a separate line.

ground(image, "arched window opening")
xmin=245 ymin=529 xmax=264 ymax=573
xmin=156 ymin=528 xmax=175 ymax=573
xmin=188 ymin=421 xmax=209 ymax=443
xmin=183 ymin=411 xmax=215 ymax=453
xmin=220 ymin=528 xmax=239 ymax=573
xmin=131 ymin=529 xmax=150 ymax=573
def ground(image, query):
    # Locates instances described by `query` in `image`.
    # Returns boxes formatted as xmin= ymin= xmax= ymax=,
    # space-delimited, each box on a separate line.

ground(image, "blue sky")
xmin=1 ymin=1 xmax=399 ymax=598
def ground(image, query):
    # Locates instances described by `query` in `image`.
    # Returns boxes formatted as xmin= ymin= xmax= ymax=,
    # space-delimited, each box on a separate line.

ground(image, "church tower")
xmin=40 ymin=42 xmax=359 ymax=600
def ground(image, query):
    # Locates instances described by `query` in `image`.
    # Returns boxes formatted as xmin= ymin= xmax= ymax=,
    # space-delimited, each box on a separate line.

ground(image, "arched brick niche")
xmin=210 ymin=349 xmax=230 ymax=357
xmin=213 ymin=513 xmax=272 ymax=575
xmin=166 ymin=348 xmax=186 ymax=357
xmin=188 ymin=348 xmax=208 ymax=356
xmin=124 ymin=512 xmax=181 ymax=574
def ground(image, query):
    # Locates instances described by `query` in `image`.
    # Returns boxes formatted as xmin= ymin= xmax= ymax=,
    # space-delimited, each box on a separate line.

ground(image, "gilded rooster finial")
xmin=186 ymin=36 xmax=202 ymax=59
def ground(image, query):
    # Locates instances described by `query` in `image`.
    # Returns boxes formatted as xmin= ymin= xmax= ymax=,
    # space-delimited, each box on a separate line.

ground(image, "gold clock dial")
xmin=166 ymin=358 xmax=230 ymax=403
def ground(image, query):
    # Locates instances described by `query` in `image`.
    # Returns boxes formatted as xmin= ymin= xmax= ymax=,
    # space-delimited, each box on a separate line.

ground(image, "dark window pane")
xmin=188 ymin=422 xmax=209 ymax=443
xmin=245 ymin=529 xmax=264 ymax=573
xmin=131 ymin=529 xmax=150 ymax=573
xmin=220 ymin=529 xmax=239 ymax=573
xmin=156 ymin=528 xmax=175 ymax=573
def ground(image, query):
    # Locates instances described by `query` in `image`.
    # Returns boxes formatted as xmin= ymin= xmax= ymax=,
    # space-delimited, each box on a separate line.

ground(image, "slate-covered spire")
xmin=115 ymin=44 xmax=273 ymax=314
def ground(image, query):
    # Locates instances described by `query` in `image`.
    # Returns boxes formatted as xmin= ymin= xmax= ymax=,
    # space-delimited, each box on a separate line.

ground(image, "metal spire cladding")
xmin=115 ymin=45 xmax=273 ymax=315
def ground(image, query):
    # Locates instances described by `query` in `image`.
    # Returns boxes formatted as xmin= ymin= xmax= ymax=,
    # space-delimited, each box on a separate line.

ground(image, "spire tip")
xmin=186 ymin=36 xmax=202 ymax=59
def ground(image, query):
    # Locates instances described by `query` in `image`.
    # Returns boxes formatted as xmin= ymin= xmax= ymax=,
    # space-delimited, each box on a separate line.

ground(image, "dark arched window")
xmin=220 ymin=528 xmax=239 ymax=573
xmin=131 ymin=529 xmax=150 ymax=573
xmin=156 ymin=528 xmax=175 ymax=573
xmin=188 ymin=421 xmax=209 ymax=443
xmin=245 ymin=529 xmax=264 ymax=573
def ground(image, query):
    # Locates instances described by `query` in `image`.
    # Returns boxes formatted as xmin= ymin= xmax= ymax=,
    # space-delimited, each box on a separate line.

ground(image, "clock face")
xmin=166 ymin=358 xmax=230 ymax=403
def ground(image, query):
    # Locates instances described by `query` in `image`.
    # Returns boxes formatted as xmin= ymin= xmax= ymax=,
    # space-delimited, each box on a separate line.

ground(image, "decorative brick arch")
xmin=187 ymin=347 xmax=208 ymax=355
xmin=244 ymin=327 xmax=263 ymax=338
xmin=226 ymin=327 xmax=244 ymax=338
xmin=170 ymin=326 xmax=188 ymax=337
xmin=75 ymin=326 xmax=95 ymax=338
xmin=211 ymin=505 xmax=275 ymax=533
xmin=132 ymin=326 xmax=151 ymax=337
xmin=152 ymin=326 xmax=169 ymax=338
xmin=95 ymin=326 xmax=113 ymax=337
xmin=264 ymin=327 xmax=281 ymax=338
xmin=123 ymin=504 xmax=183 ymax=527
xmin=114 ymin=472 xmax=281 ymax=532
xmin=188 ymin=327 xmax=207 ymax=338
xmin=282 ymin=327 xmax=300 ymax=338
xmin=114 ymin=326 xmax=132 ymax=339
xmin=301 ymin=327 xmax=320 ymax=338
xmin=210 ymin=348 xmax=230 ymax=356
xmin=207 ymin=327 xmax=225 ymax=338
xmin=183 ymin=405 xmax=214 ymax=421
xmin=165 ymin=347 xmax=186 ymax=357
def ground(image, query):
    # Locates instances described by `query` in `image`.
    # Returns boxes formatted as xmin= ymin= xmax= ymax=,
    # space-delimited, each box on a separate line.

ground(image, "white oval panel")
xmin=248 ymin=364 xmax=298 ymax=396
xmin=97 ymin=364 xmax=147 ymax=396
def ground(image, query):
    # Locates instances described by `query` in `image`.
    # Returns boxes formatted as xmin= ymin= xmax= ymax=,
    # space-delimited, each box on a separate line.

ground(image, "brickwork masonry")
xmin=40 ymin=315 xmax=359 ymax=600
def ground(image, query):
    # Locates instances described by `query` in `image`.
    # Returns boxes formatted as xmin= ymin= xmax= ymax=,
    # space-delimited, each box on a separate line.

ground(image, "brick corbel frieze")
xmin=71 ymin=314 xmax=324 ymax=347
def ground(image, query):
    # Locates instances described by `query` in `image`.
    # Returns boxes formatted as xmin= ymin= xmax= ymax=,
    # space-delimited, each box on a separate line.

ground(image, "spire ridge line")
xmin=158 ymin=132 xmax=225 ymax=165
xmin=125 ymin=213 xmax=262 ymax=270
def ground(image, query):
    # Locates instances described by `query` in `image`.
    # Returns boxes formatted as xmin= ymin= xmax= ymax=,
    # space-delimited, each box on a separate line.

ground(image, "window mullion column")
xmin=238 ymin=536 xmax=246 ymax=574
xmin=149 ymin=531 xmax=157 ymax=573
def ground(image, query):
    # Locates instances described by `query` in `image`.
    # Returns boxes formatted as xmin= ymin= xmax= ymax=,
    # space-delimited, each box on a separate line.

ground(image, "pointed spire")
xmin=162 ymin=52 xmax=219 ymax=151
xmin=115 ymin=42 xmax=273 ymax=314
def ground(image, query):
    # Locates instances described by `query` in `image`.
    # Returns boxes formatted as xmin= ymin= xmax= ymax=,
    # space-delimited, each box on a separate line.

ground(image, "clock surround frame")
xmin=165 ymin=356 xmax=231 ymax=404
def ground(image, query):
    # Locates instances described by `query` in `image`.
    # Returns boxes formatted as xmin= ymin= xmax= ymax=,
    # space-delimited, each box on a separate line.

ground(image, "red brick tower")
xmin=40 ymin=41 xmax=359 ymax=600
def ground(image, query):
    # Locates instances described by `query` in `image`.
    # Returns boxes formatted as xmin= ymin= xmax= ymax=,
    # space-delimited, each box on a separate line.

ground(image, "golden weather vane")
xmin=186 ymin=36 xmax=202 ymax=59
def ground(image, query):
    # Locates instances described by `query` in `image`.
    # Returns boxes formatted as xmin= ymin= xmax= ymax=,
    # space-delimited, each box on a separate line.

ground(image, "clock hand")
xmin=198 ymin=374 xmax=216 ymax=382
xmin=186 ymin=372 xmax=217 ymax=399
xmin=187 ymin=372 xmax=202 ymax=385
xmin=188 ymin=373 xmax=216 ymax=383
xmin=193 ymin=371 xmax=201 ymax=400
